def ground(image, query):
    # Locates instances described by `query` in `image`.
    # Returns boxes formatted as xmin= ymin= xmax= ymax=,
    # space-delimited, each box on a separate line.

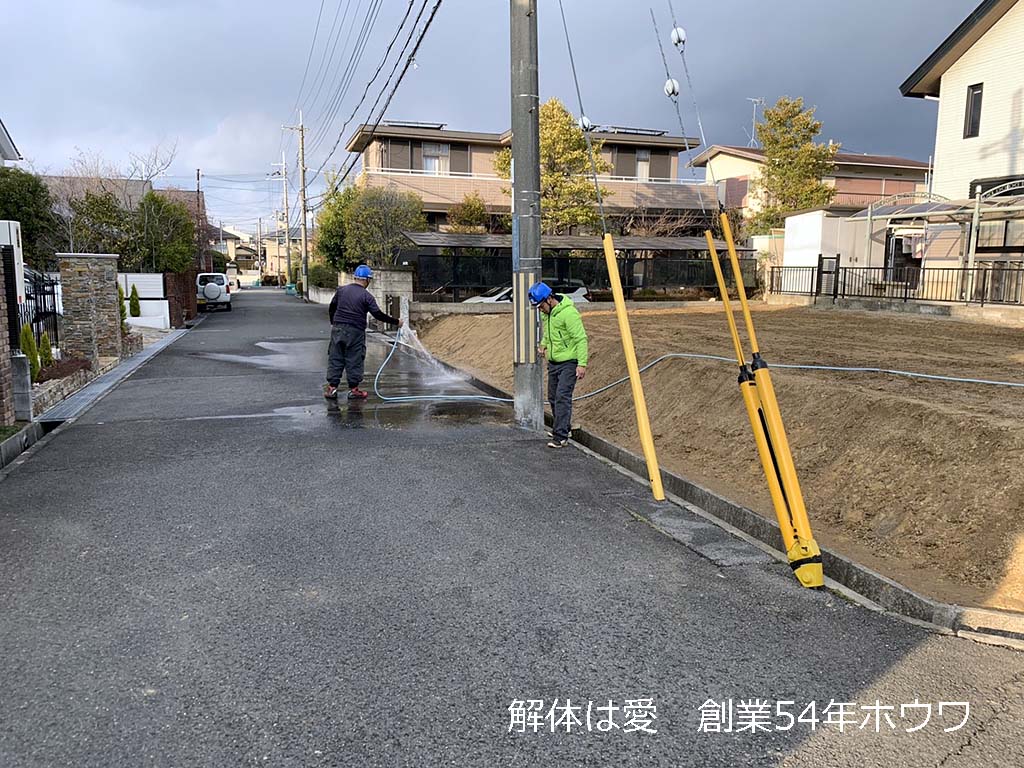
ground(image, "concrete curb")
xmin=0 ymin=320 xmax=201 ymax=484
xmin=425 ymin=352 xmax=1024 ymax=650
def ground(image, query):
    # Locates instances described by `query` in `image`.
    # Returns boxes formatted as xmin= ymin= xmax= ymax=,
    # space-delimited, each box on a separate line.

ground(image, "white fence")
xmin=118 ymin=272 xmax=170 ymax=330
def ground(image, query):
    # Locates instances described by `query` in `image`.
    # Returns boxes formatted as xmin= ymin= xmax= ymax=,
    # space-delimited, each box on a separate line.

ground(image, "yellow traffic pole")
xmin=601 ymin=233 xmax=665 ymax=501
xmin=719 ymin=214 xmax=823 ymax=588
xmin=705 ymin=231 xmax=797 ymax=555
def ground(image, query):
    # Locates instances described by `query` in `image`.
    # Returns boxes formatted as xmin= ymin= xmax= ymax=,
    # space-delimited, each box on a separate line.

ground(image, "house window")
xmin=636 ymin=148 xmax=651 ymax=181
xmin=964 ymin=83 xmax=983 ymax=138
xmin=422 ymin=142 xmax=450 ymax=175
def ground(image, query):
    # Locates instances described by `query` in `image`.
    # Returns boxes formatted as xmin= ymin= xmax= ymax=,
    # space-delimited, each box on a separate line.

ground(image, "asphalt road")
xmin=1 ymin=289 xmax=1022 ymax=767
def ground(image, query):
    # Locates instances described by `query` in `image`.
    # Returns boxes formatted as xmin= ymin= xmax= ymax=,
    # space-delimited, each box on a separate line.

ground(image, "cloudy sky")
xmin=5 ymin=0 xmax=973 ymax=232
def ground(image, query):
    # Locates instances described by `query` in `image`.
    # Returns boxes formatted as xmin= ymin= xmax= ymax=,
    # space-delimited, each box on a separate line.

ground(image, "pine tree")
xmin=129 ymin=284 xmax=141 ymax=317
xmin=38 ymin=332 xmax=54 ymax=368
xmin=19 ymin=324 xmax=40 ymax=382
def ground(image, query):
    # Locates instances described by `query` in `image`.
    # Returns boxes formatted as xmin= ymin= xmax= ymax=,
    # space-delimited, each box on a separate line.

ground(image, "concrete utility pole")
xmin=285 ymin=113 xmax=309 ymax=299
xmin=510 ymin=0 xmax=544 ymax=432
xmin=257 ymin=217 xmax=263 ymax=271
xmin=273 ymin=152 xmax=291 ymax=282
xmin=195 ymin=168 xmax=204 ymax=270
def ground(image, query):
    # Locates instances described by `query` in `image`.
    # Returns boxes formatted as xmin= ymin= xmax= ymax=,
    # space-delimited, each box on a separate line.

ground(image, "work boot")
xmin=323 ymin=384 xmax=338 ymax=400
xmin=348 ymin=387 xmax=369 ymax=400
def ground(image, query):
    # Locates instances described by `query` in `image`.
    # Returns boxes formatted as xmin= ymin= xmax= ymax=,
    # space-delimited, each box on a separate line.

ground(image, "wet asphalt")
xmin=1 ymin=288 xmax=1022 ymax=768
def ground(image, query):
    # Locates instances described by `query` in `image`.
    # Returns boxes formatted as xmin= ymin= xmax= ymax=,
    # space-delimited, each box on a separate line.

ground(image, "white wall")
xmin=123 ymin=299 xmax=170 ymax=329
xmin=932 ymin=1 xmax=1024 ymax=199
xmin=118 ymin=273 xmax=164 ymax=299
xmin=783 ymin=211 xmax=830 ymax=268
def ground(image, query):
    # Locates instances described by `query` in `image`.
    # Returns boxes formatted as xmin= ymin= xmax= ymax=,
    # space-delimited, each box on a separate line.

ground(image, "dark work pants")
xmin=326 ymin=323 xmax=367 ymax=388
xmin=548 ymin=359 xmax=578 ymax=441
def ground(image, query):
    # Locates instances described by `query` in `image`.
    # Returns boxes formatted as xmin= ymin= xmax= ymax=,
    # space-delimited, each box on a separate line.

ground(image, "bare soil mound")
xmin=420 ymin=305 xmax=1024 ymax=612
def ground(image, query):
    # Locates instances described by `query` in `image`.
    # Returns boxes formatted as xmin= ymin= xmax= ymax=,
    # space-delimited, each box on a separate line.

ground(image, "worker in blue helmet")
xmin=530 ymin=281 xmax=589 ymax=448
xmin=324 ymin=264 xmax=403 ymax=400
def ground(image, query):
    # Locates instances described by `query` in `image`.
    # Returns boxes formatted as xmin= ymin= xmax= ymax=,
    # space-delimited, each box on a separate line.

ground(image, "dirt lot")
xmin=419 ymin=304 xmax=1024 ymax=613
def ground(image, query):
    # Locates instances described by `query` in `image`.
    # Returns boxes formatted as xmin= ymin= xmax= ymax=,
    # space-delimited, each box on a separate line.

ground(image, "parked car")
xmin=196 ymin=272 xmax=232 ymax=311
xmin=462 ymin=281 xmax=592 ymax=304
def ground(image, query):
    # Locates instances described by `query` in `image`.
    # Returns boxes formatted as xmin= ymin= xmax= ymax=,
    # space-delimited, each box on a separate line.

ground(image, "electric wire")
xmin=312 ymin=0 xmax=444 ymax=204
xmin=649 ymin=8 xmax=707 ymax=214
xmin=291 ymin=0 xmax=329 ymax=116
xmin=307 ymin=0 xmax=422 ymax=178
xmin=666 ymin=0 xmax=715 ymax=185
xmin=557 ymin=0 xmax=607 ymax=233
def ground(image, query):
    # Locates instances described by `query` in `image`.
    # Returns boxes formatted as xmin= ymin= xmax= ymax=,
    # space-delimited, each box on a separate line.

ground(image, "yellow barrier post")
xmin=704 ymin=231 xmax=796 ymax=556
xmin=719 ymin=215 xmax=823 ymax=588
xmin=601 ymin=233 xmax=665 ymax=501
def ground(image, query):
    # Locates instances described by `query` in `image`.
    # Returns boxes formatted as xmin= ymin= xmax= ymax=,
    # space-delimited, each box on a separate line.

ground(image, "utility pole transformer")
xmin=510 ymin=0 xmax=544 ymax=432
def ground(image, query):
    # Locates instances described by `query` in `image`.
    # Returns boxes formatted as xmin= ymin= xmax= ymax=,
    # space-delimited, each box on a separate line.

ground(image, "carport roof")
xmin=402 ymin=231 xmax=752 ymax=251
xmin=848 ymin=195 xmax=1024 ymax=223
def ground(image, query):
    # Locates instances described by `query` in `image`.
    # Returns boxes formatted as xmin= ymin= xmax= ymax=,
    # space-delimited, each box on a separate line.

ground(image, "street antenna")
xmin=746 ymin=97 xmax=765 ymax=147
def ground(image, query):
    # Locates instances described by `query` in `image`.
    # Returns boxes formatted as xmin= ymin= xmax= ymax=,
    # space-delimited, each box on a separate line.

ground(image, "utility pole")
xmin=272 ymin=152 xmax=291 ymax=283
xmin=257 ymin=217 xmax=263 ymax=273
xmin=195 ymin=168 xmax=204 ymax=270
xmin=510 ymin=0 xmax=544 ymax=431
xmin=285 ymin=113 xmax=309 ymax=300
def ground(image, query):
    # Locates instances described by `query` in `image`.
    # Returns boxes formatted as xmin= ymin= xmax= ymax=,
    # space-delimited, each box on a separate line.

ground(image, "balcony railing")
xmin=363 ymin=167 xmax=706 ymax=185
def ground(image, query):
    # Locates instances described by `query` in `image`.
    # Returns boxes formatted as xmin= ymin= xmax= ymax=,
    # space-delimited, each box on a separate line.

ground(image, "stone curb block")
xmin=423 ymin=349 xmax=1024 ymax=648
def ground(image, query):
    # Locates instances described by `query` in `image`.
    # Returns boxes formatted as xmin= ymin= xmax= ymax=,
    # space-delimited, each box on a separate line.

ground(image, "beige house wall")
xmin=704 ymin=155 xmax=764 ymax=215
xmin=931 ymin=0 xmax=1024 ymax=199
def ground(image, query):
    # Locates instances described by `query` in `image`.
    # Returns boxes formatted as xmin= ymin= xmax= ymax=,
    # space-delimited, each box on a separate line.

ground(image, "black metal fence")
xmin=18 ymin=269 xmax=62 ymax=350
xmin=412 ymin=254 xmax=758 ymax=302
xmin=770 ymin=257 xmax=1024 ymax=307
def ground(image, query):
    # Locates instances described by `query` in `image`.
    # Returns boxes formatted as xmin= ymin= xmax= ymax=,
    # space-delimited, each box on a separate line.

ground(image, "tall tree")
xmin=0 ymin=167 xmax=58 ymax=269
xmin=314 ymin=179 xmax=357 ymax=271
xmin=749 ymin=96 xmax=838 ymax=234
xmin=447 ymin=191 xmax=489 ymax=232
xmin=133 ymin=191 xmax=195 ymax=273
xmin=494 ymin=98 xmax=611 ymax=234
xmin=340 ymin=186 xmax=426 ymax=265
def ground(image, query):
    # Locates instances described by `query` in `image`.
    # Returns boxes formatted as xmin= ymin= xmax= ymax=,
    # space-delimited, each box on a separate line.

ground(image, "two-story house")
xmin=344 ymin=121 xmax=717 ymax=230
xmin=901 ymin=0 xmax=1024 ymax=272
xmin=689 ymin=145 xmax=930 ymax=219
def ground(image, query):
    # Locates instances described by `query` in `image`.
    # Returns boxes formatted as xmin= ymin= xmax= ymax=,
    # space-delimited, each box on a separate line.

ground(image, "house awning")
xmin=402 ymin=231 xmax=753 ymax=252
xmin=848 ymin=195 xmax=1024 ymax=224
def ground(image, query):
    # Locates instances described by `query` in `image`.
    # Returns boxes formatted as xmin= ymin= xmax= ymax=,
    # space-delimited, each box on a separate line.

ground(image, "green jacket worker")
xmin=530 ymin=281 xmax=589 ymax=449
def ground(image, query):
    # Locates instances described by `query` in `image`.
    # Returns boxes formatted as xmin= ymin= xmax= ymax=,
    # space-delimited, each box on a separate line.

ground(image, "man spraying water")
xmin=324 ymin=265 xmax=403 ymax=400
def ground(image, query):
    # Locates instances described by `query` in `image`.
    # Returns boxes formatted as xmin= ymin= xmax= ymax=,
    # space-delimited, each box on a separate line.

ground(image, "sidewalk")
xmin=0 ymin=289 xmax=1022 ymax=767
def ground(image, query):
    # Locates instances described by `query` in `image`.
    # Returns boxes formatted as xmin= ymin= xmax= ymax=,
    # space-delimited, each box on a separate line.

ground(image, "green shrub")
xmin=129 ymin=284 xmax=141 ymax=317
xmin=38 ymin=332 xmax=54 ymax=368
xmin=117 ymin=284 xmax=128 ymax=335
xmin=19 ymin=324 xmax=40 ymax=382
xmin=308 ymin=263 xmax=338 ymax=289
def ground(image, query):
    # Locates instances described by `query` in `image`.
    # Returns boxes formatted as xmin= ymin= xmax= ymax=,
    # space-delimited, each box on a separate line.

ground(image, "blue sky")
xmin=4 ymin=0 xmax=973 ymax=231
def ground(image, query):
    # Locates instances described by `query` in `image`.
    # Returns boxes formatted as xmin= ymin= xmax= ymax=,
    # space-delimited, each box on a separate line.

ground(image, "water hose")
xmin=372 ymin=328 xmax=1024 ymax=405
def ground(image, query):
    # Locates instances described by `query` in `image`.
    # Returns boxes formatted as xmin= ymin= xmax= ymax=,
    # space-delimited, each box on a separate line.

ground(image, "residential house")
xmin=260 ymin=226 xmax=302 ymax=280
xmin=899 ymin=0 xmax=1024 ymax=275
xmin=689 ymin=145 xmax=929 ymax=220
xmin=209 ymin=224 xmax=241 ymax=262
xmin=0 ymin=118 xmax=21 ymax=166
xmin=344 ymin=121 xmax=717 ymax=230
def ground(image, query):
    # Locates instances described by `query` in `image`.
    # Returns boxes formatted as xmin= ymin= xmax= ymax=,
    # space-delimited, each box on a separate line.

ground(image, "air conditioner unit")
xmin=0 ymin=220 xmax=25 ymax=304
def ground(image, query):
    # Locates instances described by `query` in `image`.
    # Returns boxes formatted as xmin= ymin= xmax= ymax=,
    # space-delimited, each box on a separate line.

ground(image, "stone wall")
xmin=0 ymin=255 xmax=14 ymax=426
xmin=340 ymin=266 xmax=414 ymax=309
xmin=58 ymin=253 xmax=122 ymax=363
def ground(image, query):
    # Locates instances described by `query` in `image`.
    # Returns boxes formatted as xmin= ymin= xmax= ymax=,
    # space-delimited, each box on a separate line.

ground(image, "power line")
xmin=291 ymin=0 xmax=328 ymax=115
xmin=307 ymin=0 xmax=420 ymax=163
xmin=310 ymin=0 xmax=442 ymax=198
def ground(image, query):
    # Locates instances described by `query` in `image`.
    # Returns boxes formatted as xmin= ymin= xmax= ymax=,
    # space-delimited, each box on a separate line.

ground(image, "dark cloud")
xmin=4 ymin=0 xmax=972 ymax=228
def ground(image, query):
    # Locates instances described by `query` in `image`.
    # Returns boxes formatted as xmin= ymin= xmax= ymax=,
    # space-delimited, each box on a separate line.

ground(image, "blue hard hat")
xmin=354 ymin=265 xmax=373 ymax=279
xmin=528 ymin=281 xmax=552 ymax=306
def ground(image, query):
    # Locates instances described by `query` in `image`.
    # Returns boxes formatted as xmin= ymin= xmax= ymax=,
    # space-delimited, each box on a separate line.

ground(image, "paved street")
xmin=1 ymin=289 xmax=1022 ymax=767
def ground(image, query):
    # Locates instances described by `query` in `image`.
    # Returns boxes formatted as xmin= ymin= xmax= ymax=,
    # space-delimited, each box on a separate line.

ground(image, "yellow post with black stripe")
xmin=704 ymin=231 xmax=797 ymax=558
xmin=717 ymin=214 xmax=823 ymax=588
xmin=602 ymin=233 xmax=665 ymax=501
